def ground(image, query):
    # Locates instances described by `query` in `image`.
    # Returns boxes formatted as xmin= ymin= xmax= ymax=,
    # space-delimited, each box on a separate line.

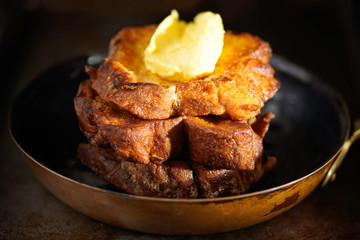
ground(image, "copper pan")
xmin=9 ymin=55 xmax=360 ymax=235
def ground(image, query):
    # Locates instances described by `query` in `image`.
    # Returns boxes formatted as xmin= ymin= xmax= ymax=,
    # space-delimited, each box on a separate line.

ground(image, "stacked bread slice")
xmin=74 ymin=25 xmax=279 ymax=198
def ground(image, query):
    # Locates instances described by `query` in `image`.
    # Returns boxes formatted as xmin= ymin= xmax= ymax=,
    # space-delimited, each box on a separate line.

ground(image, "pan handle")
xmin=322 ymin=119 xmax=360 ymax=187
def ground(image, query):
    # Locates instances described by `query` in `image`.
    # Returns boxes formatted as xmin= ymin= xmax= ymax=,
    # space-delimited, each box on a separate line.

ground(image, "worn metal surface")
xmin=18 ymin=151 xmax=328 ymax=235
xmin=2 ymin=131 xmax=360 ymax=239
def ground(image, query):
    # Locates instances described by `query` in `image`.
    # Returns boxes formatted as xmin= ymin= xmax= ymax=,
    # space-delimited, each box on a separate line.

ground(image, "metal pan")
xmin=9 ymin=54 xmax=360 ymax=235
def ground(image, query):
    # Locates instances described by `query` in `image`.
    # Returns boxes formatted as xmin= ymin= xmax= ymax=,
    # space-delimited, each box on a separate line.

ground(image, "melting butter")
xmin=144 ymin=10 xmax=224 ymax=81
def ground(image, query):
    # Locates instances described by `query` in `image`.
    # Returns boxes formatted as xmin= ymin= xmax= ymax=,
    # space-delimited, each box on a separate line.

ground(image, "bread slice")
xmin=184 ymin=114 xmax=271 ymax=171
xmin=87 ymin=25 xmax=279 ymax=120
xmin=193 ymin=158 xmax=264 ymax=198
xmin=90 ymin=59 xmax=263 ymax=120
xmin=74 ymin=80 xmax=185 ymax=164
xmin=251 ymin=112 xmax=274 ymax=138
xmin=75 ymin=79 xmax=273 ymax=169
xmin=77 ymin=143 xmax=198 ymax=198
xmin=77 ymin=143 xmax=276 ymax=198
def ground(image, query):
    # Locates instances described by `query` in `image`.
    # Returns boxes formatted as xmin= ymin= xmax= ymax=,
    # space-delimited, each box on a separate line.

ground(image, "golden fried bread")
xmin=75 ymin=79 xmax=272 ymax=170
xmin=89 ymin=59 xmax=263 ymax=120
xmin=87 ymin=25 xmax=279 ymax=120
xmin=108 ymin=26 xmax=273 ymax=86
xmin=74 ymin=80 xmax=109 ymax=146
xmin=236 ymin=59 xmax=279 ymax=102
xmin=77 ymin=143 xmax=198 ymax=198
xmin=89 ymin=60 xmax=176 ymax=120
xmin=184 ymin=114 xmax=271 ymax=171
xmin=193 ymin=157 xmax=265 ymax=198
xmin=109 ymin=26 xmax=279 ymax=101
xmin=173 ymin=73 xmax=263 ymax=120
xmin=212 ymin=32 xmax=279 ymax=102
xmin=77 ymin=143 xmax=273 ymax=198
xmin=90 ymin=59 xmax=263 ymax=120
xmin=74 ymin=80 xmax=185 ymax=164
xmin=75 ymin=22 xmax=279 ymax=198
xmin=251 ymin=112 xmax=274 ymax=138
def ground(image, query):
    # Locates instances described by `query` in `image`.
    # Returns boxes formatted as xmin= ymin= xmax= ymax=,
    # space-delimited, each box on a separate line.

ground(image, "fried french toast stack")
xmin=74 ymin=25 xmax=280 ymax=198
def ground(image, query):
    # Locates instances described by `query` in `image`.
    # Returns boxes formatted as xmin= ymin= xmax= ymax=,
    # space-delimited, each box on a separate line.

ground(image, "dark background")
xmin=1 ymin=0 xmax=360 ymax=239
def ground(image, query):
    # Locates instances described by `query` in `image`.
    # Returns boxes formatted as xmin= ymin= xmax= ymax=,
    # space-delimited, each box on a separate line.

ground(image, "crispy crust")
xmin=74 ymin=25 xmax=278 ymax=198
xmin=77 ymin=143 xmax=198 ymax=198
xmin=77 ymin=143 xmax=271 ymax=198
xmin=90 ymin=60 xmax=176 ymax=120
xmin=74 ymin=80 xmax=185 ymax=164
xmin=108 ymin=26 xmax=275 ymax=88
xmin=193 ymin=157 xmax=265 ymax=198
xmin=75 ymin=79 xmax=273 ymax=169
xmin=251 ymin=112 xmax=275 ymax=138
xmin=87 ymin=25 xmax=279 ymax=120
xmin=184 ymin=116 xmax=265 ymax=171
xmin=90 ymin=60 xmax=263 ymax=120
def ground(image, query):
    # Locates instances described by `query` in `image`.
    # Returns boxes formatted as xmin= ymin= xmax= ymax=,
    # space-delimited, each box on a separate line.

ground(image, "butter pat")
xmin=144 ymin=10 xmax=225 ymax=81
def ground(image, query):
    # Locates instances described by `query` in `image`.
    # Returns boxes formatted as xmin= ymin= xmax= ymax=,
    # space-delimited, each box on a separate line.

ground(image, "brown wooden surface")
xmin=1 ymin=1 xmax=360 ymax=239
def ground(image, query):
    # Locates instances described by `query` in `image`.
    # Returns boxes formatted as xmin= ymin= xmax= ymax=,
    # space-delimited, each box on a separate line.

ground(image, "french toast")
xmin=74 ymin=80 xmax=185 ymax=164
xmin=77 ymin=143 xmax=198 ymax=198
xmin=75 ymin=79 xmax=272 ymax=168
xmin=185 ymin=116 xmax=265 ymax=171
xmin=74 ymin=18 xmax=279 ymax=198
xmin=193 ymin=159 xmax=264 ymax=198
xmin=77 ymin=143 xmax=273 ymax=198
xmin=87 ymin=25 xmax=279 ymax=120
